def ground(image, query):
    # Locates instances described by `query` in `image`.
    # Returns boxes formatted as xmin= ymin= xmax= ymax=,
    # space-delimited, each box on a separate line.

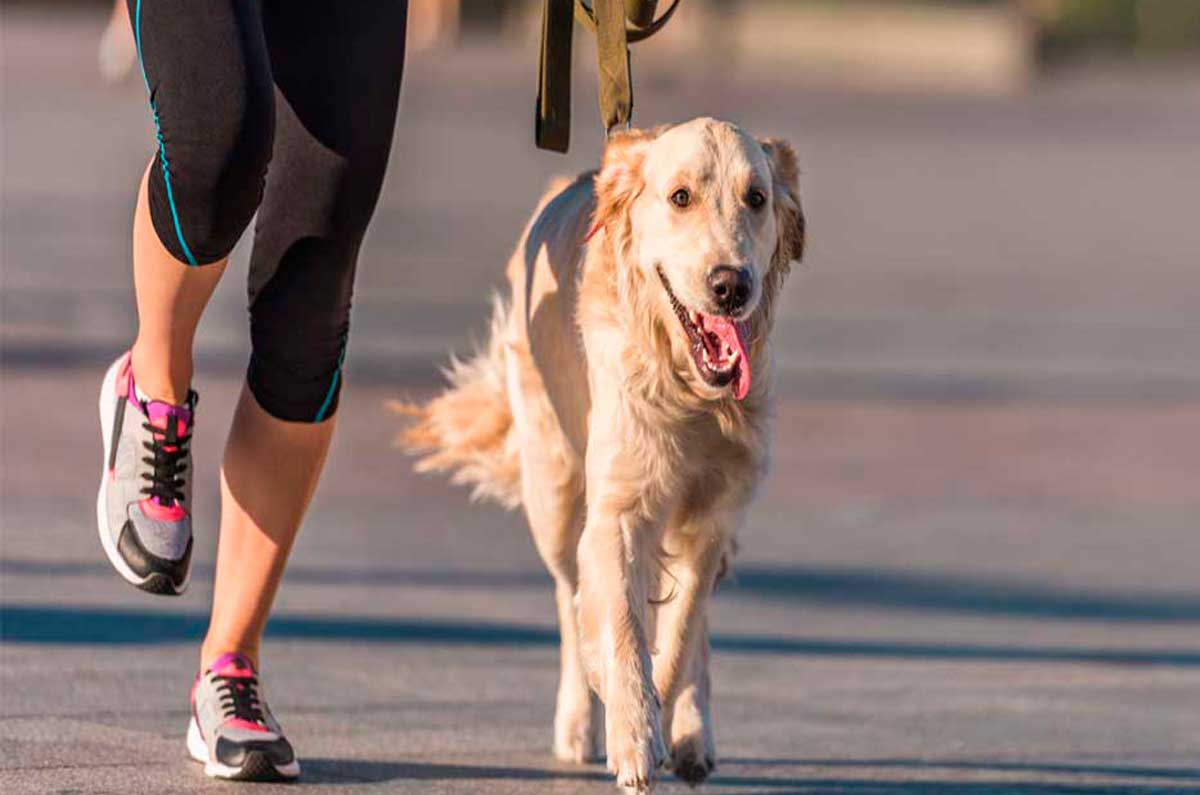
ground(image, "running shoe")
xmin=96 ymin=352 xmax=195 ymax=595
xmin=187 ymin=653 xmax=300 ymax=781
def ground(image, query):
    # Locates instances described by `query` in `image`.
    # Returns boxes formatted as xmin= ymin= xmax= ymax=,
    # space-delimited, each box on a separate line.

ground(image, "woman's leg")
xmin=125 ymin=0 xmax=274 ymax=404
xmin=125 ymin=0 xmax=274 ymax=405
xmin=199 ymin=0 xmax=409 ymax=669
xmin=200 ymin=386 xmax=334 ymax=668
xmin=99 ymin=0 xmax=273 ymax=596
xmin=128 ymin=165 xmax=226 ymax=405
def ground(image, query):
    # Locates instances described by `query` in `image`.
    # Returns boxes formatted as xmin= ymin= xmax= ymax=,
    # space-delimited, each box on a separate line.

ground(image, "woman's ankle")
xmin=130 ymin=341 xmax=193 ymax=404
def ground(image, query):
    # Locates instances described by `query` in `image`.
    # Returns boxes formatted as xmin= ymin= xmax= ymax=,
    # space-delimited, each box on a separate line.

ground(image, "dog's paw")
xmin=667 ymin=687 xmax=716 ymax=787
xmin=610 ymin=735 xmax=667 ymax=794
xmin=606 ymin=702 xmax=667 ymax=793
xmin=554 ymin=692 xmax=603 ymax=763
xmin=669 ymin=734 xmax=715 ymax=787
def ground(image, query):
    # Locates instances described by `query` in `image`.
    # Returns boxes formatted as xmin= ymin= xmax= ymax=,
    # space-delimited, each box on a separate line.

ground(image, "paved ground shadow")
xmin=725 ymin=759 xmax=1200 ymax=782
xmin=5 ymin=558 xmax=1200 ymax=624
xmin=727 ymin=565 xmax=1200 ymax=623
xmin=301 ymin=758 xmax=609 ymax=785
xmin=260 ymin=757 xmax=1200 ymax=794
xmin=3 ymin=604 xmax=1198 ymax=666
xmin=705 ymin=783 xmax=1200 ymax=795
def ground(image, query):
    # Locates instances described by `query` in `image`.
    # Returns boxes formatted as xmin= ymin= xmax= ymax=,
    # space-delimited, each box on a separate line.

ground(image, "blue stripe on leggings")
xmin=314 ymin=346 xmax=347 ymax=423
xmin=133 ymin=0 xmax=198 ymax=266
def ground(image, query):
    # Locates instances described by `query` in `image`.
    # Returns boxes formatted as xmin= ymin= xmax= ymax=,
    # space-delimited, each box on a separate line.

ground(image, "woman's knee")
xmin=136 ymin=0 xmax=276 ymax=267
xmin=145 ymin=92 xmax=274 ymax=266
xmin=246 ymin=237 xmax=356 ymax=424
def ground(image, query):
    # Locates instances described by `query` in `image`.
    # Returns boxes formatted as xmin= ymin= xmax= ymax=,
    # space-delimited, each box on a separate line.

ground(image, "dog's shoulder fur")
xmin=504 ymin=172 xmax=596 ymax=461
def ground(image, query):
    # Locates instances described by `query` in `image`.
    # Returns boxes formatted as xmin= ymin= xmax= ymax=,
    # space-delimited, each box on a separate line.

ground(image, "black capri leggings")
xmin=131 ymin=0 xmax=408 ymax=422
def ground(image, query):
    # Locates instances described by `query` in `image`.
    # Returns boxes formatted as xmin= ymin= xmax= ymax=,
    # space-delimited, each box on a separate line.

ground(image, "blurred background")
xmin=2 ymin=1 xmax=1199 ymax=793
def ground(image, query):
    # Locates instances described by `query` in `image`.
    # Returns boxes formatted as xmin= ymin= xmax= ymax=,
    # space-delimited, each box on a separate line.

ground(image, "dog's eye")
xmin=747 ymin=188 xmax=767 ymax=210
xmin=669 ymin=188 xmax=692 ymax=209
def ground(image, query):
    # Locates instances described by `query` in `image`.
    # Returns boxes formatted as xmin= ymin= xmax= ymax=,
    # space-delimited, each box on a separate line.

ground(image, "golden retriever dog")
xmin=399 ymin=118 xmax=804 ymax=792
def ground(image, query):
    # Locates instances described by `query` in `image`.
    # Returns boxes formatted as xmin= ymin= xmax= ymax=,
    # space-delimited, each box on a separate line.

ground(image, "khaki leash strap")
xmin=536 ymin=0 xmax=682 ymax=153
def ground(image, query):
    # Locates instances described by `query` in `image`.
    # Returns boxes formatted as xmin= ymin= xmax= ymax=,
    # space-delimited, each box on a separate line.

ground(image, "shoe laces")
xmin=139 ymin=395 xmax=195 ymax=507
xmin=213 ymin=671 xmax=267 ymax=726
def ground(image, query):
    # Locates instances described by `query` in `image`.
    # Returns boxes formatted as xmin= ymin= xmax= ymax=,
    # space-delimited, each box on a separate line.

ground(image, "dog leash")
xmin=536 ymin=0 xmax=683 ymax=153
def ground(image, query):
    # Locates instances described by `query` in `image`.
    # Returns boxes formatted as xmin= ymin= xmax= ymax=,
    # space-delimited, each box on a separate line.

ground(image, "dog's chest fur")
xmin=507 ymin=173 xmax=770 ymax=537
xmin=576 ymin=247 xmax=770 ymax=528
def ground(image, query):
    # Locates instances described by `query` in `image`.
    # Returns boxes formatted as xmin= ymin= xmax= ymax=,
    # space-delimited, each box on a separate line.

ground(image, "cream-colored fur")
xmin=400 ymin=118 xmax=805 ymax=793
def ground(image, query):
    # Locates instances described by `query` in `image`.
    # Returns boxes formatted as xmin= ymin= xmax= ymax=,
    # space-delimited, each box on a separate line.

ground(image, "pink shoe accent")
xmin=207 ymin=652 xmax=256 ymax=679
xmin=145 ymin=400 xmax=191 ymax=438
xmin=139 ymin=497 xmax=186 ymax=522
xmin=225 ymin=718 xmax=270 ymax=733
xmin=125 ymin=357 xmax=193 ymax=436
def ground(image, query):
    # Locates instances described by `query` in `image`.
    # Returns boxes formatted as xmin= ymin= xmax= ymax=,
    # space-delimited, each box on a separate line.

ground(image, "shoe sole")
xmin=187 ymin=716 xmax=300 ymax=782
xmin=96 ymin=354 xmax=189 ymax=596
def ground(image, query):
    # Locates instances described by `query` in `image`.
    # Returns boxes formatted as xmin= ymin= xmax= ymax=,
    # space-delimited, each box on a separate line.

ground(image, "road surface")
xmin=2 ymin=5 xmax=1199 ymax=794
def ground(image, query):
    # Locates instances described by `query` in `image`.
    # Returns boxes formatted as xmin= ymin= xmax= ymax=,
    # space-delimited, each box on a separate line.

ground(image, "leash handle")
xmin=625 ymin=0 xmax=658 ymax=29
xmin=593 ymin=0 xmax=633 ymax=137
xmin=575 ymin=0 xmax=683 ymax=43
xmin=536 ymin=0 xmax=575 ymax=153
xmin=536 ymin=0 xmax=683 ymax=152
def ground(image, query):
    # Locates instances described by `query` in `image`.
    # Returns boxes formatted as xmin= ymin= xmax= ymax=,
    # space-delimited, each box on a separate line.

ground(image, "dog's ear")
xmin=594 ymin=126 xmax=665 ymax=244
xmin=759 ymin=137 xmax=806 ymax=265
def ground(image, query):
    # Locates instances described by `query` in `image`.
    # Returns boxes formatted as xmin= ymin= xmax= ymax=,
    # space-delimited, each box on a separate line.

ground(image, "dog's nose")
xmin=707 ymin=266 xmax=753 ymax=313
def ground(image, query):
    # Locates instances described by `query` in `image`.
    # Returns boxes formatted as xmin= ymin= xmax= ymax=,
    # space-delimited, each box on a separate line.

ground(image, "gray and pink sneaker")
xmin=96 ymin=352 xmax=195 ymax=595
xmin=188 ymin=653 xmax=299 ymax=781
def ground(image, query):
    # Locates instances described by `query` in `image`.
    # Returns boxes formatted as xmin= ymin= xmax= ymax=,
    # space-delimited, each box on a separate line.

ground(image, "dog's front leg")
xmin=575 ymin=425 xmax=668 ymax=791
xmin=664 ymin=616 xmax=715 ymax=785
xmin=653 ymin=524 xmax=725 ymax=784
xmin=577 ymin=505 xmax=667 ymax=792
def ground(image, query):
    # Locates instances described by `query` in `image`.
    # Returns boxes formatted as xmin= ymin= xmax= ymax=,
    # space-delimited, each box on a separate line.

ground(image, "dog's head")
xmin=594 ymin=118 xmax=805 ymax=401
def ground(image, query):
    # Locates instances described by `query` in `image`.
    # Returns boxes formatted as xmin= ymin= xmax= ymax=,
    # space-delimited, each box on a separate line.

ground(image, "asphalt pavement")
xmin=2 ymin=5 xmax=1199 ymax=794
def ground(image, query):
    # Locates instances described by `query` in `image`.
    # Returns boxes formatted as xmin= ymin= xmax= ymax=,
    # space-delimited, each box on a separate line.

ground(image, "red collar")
xmin=584 ymin=222 xmax=603 ymax=243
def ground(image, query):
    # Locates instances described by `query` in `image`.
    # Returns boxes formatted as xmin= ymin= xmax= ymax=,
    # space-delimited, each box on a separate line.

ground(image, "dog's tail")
xmin=392 ymin=296 xmax=522 ymax=509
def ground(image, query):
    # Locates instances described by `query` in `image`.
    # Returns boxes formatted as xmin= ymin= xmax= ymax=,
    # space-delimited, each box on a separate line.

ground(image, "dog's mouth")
xmin=657 ymin=267 xmax=752 ymax=401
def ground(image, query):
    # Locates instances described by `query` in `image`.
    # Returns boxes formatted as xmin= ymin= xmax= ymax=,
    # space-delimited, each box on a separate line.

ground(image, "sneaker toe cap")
xmin=215 ymin=735 xmax=296 ymax=768
xmin=117 ymin=520 xmax=191 ymax=584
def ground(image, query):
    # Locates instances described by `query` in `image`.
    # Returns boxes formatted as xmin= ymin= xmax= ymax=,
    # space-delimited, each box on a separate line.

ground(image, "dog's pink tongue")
xmin=703 ymin=316 xmax=752 ymax=400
